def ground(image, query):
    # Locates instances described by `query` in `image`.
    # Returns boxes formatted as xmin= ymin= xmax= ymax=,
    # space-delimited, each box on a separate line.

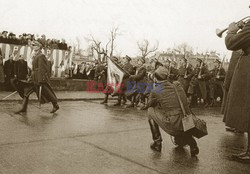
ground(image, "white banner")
xmin=0 ymin=43 xmax=73 ymax=77
xmin=107 ymin=58 xmax=125 ymax=94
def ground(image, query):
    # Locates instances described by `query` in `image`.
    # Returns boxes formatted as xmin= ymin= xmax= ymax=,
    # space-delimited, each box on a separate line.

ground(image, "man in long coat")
xmin=208 ymin=59 xmax=226 ymax=107
xmin=14 ymin=55 xmax=28 ymax=80
xmin=4 ymin=55 xmax=15 ymax=91
xmin=0 ymin=49 xmax=4 ymax=90
xmin=223 ymin=21 xmax=250 ymax=162
xmin=11 ymin=41 xmax=59 ymax=114
xmin=178 ymin=56 xmax=193 ymax=94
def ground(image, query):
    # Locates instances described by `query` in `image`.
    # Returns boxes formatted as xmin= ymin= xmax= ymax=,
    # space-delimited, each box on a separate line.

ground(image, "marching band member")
xmin=223 ymin=19 xmax=250 ymax=163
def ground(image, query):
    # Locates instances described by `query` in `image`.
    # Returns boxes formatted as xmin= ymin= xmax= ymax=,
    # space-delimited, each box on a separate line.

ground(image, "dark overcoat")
xmin=223 ymin=22 xmax=250 ymax=132
xmin=221 ymin=50 xmax=242 ymax=114
xmin=14 ymin=60 xmax=28 ymax=80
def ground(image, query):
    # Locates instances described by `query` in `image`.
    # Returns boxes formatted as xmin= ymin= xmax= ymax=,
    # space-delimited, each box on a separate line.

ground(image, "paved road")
xmin=0 ymin=100 xmax=249 ymax=174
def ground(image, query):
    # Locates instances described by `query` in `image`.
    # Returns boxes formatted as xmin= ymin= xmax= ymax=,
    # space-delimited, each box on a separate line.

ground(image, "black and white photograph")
xmin=0 ymin=0 xmax=250 ymax=173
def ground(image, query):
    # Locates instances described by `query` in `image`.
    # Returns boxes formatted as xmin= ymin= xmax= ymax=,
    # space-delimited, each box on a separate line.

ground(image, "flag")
xmin=107 ymin=57 xmax=125 ymax=94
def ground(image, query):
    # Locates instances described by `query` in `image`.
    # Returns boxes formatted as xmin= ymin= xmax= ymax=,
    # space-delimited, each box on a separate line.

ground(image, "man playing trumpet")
xmin=223 ymin=19 xmax=250 ymax=163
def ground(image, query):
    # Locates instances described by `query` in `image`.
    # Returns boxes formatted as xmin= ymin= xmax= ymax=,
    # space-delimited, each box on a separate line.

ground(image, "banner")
xmin=107 ymin=57 xmax=125 ymax=94
xmin=0 ymin=43 xmax=73 ymax=77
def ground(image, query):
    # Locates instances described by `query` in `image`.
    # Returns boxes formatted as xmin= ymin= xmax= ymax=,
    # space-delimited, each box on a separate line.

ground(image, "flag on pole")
xmin=107 ymin=57 xmax=125 ymax=94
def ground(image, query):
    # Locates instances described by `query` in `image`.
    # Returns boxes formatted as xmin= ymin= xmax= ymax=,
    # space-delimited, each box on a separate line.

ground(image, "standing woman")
xmin=12 ymin=41 xmax=59 ymax=114
xmin=223 ymin=21 xmax=250 ymax=163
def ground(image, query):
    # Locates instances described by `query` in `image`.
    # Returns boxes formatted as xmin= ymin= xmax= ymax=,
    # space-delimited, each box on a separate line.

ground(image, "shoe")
xmin=150 ymin=142 xmax=162 ymax=152
xmin=15 ymin=97 xmax=29 ymax=114
xmin=232 ymin=152 xmax=250 ymax=163
xmin=190 ymin=146 xmax=199 ymax=156
xmin=100 ymin=95 xmax=108 ymax=104
xmin=50 ymin=103 xmax=59 ymax=113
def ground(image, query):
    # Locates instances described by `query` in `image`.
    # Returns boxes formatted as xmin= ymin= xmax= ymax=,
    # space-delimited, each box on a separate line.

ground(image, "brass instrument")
xmin=216 ymin=16 xmax=250 ymax=38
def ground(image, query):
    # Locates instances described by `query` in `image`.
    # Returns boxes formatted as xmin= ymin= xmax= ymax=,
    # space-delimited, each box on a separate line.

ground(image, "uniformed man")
xmin=223 ymin=19 xmax=250 ymax=163
xmin=163 ymin=59 xmax=180 ymax=82
xmin=113 ymin=55 xmax=135 ymax=106
xmin=188 ymin=58 xmax=210 ymax=107
xmin=208 ymin=59 xmax=226 ymax=107
xmin=126 ymin=57 xmax=147 ymax=108
xmin=11 ymin=41 xmax=59 ymax=114
xmin=178 ymin=56 xmax=194 ymax=94
xmin=4 ymin=55 xmax=15 ymax=91
xmin=14 ymin=55 xmax=28 ymax=80
xmin=100 ymin=57 xmax=117 ymax=104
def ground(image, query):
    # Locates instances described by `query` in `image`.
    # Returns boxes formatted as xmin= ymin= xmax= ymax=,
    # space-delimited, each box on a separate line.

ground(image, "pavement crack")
xmin=0 ymin=127 xmax=148 ymax=147
xmin=79 ymin=140 xmax=165 ymax=174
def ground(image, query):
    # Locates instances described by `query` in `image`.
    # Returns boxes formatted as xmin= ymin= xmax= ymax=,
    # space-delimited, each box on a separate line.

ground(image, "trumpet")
xmin=216 ymin=16 xmax=250 ymax=38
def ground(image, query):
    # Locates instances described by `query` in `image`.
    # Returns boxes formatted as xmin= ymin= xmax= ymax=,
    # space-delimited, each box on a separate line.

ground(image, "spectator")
xmin=14 ymin=55 xmax=28 ymax=80
xmin=4 ymin=55 xmax=15 ymax=91
xmin=0 ymin=49 xmax=4 ymax=90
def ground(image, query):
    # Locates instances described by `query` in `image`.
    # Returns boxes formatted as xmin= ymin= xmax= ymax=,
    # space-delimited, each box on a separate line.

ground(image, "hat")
xmin=125 ymin=55 xmax=131 ymax=61
xmin=214 ymin=59 xmax=221 ymax=64
xmin=154 ymin=66 xmax=169 ymax=80
xmin=2 ymin=31 xmax=8 ymax=34
xmin=139 ymin=57 xmax=145 ymax=64
xmin=32 ymin=40 xmax=43 ymax=48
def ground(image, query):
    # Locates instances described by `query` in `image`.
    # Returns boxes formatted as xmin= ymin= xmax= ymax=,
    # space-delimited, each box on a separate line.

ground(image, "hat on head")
xmin=2 ymin=31 xmax=8 ymax=34
xmin=125 ymin=55 xmax=131 ymax=61
xmin=154 ymin=66 xmax=169 ymax=80
xmin=32 ymin=40 xmax=43 ymax=48
xmin=139 ymin=57 xmax=145 ymax=64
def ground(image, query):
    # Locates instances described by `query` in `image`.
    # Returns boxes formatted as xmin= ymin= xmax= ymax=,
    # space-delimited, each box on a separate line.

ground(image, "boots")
xmin=100 ymin=94 xmax=108 ymax=104
xmin=50 ymin=102 xmax=59 ymax=113
xmin=122 ymin=96 xmax=127 ymax=105
xmin=148 ymin=119 xmax=162 ymax=152
xmin=232 ymin=148 xmax=250 ymax=163
xmin=114 ymin=96 xmax=121 ymax=106
xmin=232 ymin=133 xmax=250 ymax=163
xmin=15 ymin=97 xmax=29 ymax=114
xmin=186 ymin=135 xmax=199 ymax=156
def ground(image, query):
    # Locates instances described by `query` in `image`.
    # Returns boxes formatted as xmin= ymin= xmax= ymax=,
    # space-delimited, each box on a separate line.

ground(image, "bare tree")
xmin=137 ymin=39 xmax=159 ymax=58
xmin=175 ymin=42 xmax=193 ymax=56
xmin=85 ymin=27 xmax=120 ymax=62
xmin=75 ymin=37 xmax=81 ymax=53
xmin=109 ymin=27 xmax=119 ymax=57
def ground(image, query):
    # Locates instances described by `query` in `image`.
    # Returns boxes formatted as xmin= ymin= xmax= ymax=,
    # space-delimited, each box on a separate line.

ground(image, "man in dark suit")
xmin=126 ymin=57 xmax=147 ymax=108
xmin=14 ymin=55 xmax=28 ymax=80
xmin=4 ymin=55 xmax=15 ymax=91
xmin=12 ymin=41 xmax=59 ymax=114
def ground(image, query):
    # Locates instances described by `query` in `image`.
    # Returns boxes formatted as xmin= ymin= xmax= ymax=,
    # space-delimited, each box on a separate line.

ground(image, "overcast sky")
xmin=0 ymin=0 xmax=249 ymax=58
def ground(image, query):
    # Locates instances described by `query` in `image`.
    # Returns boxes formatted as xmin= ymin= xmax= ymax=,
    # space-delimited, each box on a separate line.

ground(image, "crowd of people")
xmin=94 ymin=55 xmax=226 ymax=109
xmin=0 ymin=31 xmax=70 ymax=50
xmin=1 ymin=20 xmax=250 ymax=163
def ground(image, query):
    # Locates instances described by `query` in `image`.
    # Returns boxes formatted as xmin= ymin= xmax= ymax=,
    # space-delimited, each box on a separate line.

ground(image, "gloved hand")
xmin=228 ymin=22 xmax=240 ymax=33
